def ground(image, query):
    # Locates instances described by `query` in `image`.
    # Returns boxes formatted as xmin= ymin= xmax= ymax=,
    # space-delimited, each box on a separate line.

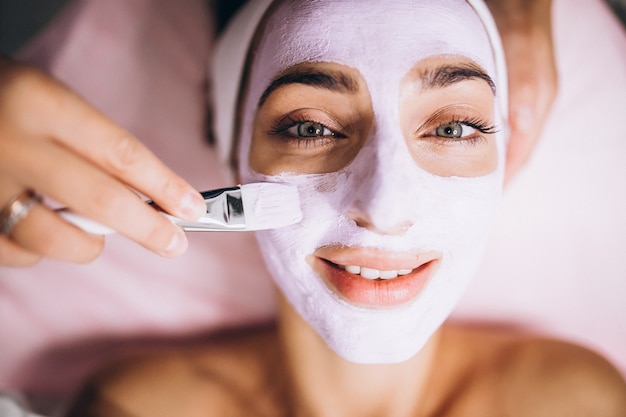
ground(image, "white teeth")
xmin=345 ymin=265 xmax=361 ymax=274
xmin=360 ymin=267 xmax=379 ymax=280
xmin=379 ymin=270 xmax=398 ymax=279
xmin=342 ymin=265 xmax=412 ymax=280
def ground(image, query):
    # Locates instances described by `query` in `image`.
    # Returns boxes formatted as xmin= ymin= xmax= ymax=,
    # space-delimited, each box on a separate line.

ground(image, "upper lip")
xmin=313 ymin=245 xmax=441 ymax=271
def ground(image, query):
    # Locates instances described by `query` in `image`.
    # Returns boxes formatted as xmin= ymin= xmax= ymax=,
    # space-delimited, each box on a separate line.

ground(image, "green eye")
xmin=288 ymin=122 xmax=333 ymax=137
xmin=435 ymin=122 xmax=476 ymax=138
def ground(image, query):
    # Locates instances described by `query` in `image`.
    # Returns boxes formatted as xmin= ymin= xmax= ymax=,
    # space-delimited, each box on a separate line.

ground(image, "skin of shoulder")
xmin=438 ymin=325 xmax=626 ymax=417
xmin=68 ymin=323 xmax=626 ymax=417
xmin=67 ymin=324 xmax=286 ymax=417
xmin=502 ymin=337 xmax=626 ymax=416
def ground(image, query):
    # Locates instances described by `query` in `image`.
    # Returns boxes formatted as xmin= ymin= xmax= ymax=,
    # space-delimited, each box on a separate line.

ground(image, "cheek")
xmin=249 ymin=131 xmax=362 ymax=176
xmin=249 ymin=120 xmax=278 ymax=174
xmin=407 ymin=137 xmax=498 ymax=177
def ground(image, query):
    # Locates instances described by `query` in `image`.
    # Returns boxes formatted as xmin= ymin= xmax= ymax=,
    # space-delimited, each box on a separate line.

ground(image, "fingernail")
xmin=163 ymin=228 xmax=188 ymax=257
xmin=180 ymin=191 xmax=206 ymax=220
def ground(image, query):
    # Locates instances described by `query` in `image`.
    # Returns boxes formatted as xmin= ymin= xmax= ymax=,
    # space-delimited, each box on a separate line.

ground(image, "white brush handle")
xmin=58 ymin=209 xmax=185 ymax=234
xmin=57 ymin=209 xmax=116 ymax=235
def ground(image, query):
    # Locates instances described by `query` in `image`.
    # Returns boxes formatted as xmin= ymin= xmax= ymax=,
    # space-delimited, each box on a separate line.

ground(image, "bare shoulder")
xmin=502 ymin=337 xmax=626 ymax=416
xmin=440 ymin=324 xmax=626 ymax=416
xmin=67 ymin=324 xmax=285 ymax=417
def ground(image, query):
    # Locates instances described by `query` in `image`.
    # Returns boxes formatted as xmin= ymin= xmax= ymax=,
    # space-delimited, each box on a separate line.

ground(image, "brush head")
xmin=240 ymin=183 xmax=302 ymax=230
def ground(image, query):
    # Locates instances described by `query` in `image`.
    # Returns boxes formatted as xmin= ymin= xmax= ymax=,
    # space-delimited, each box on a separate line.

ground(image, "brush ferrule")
xmin=171 ymin=187 xmax=246 ymax=231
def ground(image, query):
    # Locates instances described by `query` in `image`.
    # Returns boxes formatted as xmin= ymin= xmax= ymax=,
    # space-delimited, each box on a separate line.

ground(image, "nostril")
xmin=346 ymin=210 xmax=413 ymax=236
xmin=348 ymin=212 xmax=371 ymax=229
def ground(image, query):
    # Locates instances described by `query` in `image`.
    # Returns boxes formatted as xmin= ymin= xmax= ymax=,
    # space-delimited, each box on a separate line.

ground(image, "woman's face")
xmin=239 ymin=0 xmax=505 ymax=363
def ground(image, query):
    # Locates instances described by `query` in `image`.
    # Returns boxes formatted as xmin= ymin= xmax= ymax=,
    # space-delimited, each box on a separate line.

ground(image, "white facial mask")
xmin=239 ymin=0 xmax=506 ymax=363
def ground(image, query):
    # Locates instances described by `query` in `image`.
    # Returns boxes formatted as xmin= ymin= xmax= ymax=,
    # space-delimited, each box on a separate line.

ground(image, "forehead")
xmin=255 ymin=0 xmax=495 ymax=82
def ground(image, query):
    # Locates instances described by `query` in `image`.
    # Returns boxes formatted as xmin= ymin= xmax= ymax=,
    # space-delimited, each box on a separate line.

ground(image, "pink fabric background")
xmin=0 ymin=0 xmax=624 ymax=407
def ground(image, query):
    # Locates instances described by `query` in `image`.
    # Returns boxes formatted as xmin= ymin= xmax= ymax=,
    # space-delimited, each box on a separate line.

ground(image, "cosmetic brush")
xmin=58 ymin=183 xmax=302 ymax=234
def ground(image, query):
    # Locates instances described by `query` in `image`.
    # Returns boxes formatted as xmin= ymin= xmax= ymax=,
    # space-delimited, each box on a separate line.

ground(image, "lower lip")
xmin=314 ymin=258 xmax=439 ymax=308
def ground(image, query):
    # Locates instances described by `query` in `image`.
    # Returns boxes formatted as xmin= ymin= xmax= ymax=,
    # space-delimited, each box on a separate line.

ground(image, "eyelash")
xmin=267 ymin=114 xmax=345 ymax=146
xmin=267 ymin=114 xmax=498 ymax=148
xmin=426 ymin=116 xmax=498 ymax=146
xmin=451 ymin=117 xmax=497 ymax=135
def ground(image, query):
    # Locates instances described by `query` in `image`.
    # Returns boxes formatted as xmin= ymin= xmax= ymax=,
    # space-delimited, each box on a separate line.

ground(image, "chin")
xmin=286 ymin=254 xmax=478 ymax=364
xmin=316 ymin=297 xmax=453 ymax=365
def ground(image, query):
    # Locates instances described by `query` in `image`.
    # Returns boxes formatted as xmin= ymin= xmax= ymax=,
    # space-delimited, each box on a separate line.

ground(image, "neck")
xmin=276 ymin=294 xmax=442 ymax=417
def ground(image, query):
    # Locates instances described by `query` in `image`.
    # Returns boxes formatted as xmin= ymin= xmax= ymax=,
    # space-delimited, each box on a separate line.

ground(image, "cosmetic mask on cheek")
xmin=238 ymin=0 xmax=507 ymax=364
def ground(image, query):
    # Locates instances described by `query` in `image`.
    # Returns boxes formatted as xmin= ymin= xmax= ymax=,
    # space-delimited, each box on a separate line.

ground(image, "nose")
xmin=344 ymin=125 xmax=418 ymax=236
xmin=346 ymin=210 xmax=413 ymax=236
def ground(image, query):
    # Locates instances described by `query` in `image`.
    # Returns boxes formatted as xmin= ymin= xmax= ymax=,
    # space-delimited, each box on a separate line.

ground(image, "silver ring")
xmin=0 ymin=191 xmax=42 ymax=236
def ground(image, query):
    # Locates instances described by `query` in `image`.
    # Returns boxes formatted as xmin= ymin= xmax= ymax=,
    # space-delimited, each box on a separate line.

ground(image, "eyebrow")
xmin=258 ymin=67 xmax=360 ymax=107
xmin=419 ymin=63 xmax=496 ymax=94
xmin=257 ymin=62 xmax=495 ymax=108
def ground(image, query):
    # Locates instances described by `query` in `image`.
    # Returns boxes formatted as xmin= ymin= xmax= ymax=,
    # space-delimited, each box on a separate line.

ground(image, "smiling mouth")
xmin=313 ymin=257 xmax=440 ymax=307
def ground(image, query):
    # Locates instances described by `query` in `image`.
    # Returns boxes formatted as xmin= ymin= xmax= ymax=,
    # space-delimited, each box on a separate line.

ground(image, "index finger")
xmin=9 ymin=65 xmax=207 ymax=220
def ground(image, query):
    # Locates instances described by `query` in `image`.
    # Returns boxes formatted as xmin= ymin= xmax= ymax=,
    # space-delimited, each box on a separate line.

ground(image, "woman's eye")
xmin=434 ymin=122 xmax=476 ymax=139
xmin=287 ymin=122 xmax=334 ymax=137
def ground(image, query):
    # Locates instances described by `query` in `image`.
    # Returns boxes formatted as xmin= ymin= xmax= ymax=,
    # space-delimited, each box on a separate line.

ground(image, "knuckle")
xmin=105 ymin=132 xmax=144 ymax=174
xmin=88 ymin=183 xmax=127 ymax=215
xmin=159 ymin=175 xmax=185 ymax=203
